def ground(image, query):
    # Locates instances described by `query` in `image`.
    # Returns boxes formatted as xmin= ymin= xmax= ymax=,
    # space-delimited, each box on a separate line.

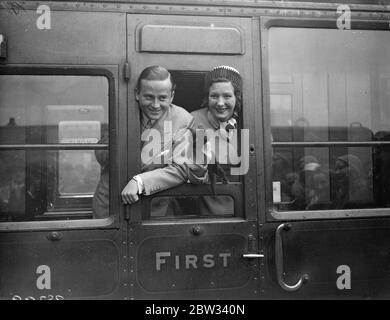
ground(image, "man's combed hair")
xmin=136 ymin=65 xmax=176 ymax=92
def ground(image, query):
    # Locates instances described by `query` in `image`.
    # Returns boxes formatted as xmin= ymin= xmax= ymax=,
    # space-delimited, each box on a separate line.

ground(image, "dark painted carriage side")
xmin=0 ymin=0 xmax=389 ymax=299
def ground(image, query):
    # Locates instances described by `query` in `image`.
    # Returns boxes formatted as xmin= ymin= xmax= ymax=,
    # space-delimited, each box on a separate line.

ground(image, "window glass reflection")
xmin=0 ymin=75 xmax=108 ymax=221
xmin=269 ymin=28 xmax=390 ymax=211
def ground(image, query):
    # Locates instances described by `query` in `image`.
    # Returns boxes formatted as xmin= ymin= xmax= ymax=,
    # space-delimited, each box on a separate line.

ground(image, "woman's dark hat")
xmin=204 ymin=65 xmax=242 ymax=93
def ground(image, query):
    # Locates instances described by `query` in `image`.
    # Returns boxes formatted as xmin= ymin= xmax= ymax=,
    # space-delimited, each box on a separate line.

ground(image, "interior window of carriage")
xmin=268 ymin=27 xmax=390 ymax=214
xmin=0 ymin=75 xmax=109 ymax=222
xmin=147 ymin=70 xmax=244 ymax=219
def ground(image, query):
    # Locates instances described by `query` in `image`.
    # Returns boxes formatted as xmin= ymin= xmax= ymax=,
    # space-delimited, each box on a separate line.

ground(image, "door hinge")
xmin=124 ymin=62 xmax=130 ymax=82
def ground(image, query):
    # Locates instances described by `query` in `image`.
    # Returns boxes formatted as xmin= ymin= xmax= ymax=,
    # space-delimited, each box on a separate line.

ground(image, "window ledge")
xmin=0 ymin=216 xmax=116 ymax=232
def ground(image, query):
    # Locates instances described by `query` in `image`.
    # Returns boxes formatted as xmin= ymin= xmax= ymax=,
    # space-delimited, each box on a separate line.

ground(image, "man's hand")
xmin=121 ymin=179 xmax=139 ymax=204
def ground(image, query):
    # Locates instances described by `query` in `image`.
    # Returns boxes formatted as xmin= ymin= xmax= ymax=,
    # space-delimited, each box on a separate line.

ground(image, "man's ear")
xmin=135 ymin=88 xmax=139 ymax=101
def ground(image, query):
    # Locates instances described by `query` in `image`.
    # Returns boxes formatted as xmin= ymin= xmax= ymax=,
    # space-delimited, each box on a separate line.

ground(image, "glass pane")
xmin=0 ymin=75 xmax=109 ymax=221
xmin=150 ymin=195 xmax=234 ymax=218
xmin=268 ymin=28 xmax=390 ymax=211
xmin=58 ymin=121 xmax=101 ymax=196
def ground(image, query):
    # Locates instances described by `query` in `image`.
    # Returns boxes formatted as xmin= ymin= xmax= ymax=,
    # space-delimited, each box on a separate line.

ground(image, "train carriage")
xmin=0 ymin=0 xmax=390 ymax=300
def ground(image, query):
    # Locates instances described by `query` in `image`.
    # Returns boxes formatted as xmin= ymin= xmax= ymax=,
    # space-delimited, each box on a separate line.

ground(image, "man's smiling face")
xmin=136 ymin=78 xmax=174 ymax=121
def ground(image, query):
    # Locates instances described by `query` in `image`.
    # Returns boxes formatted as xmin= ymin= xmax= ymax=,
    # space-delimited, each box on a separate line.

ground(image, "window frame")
xmin=135 ymin=68 xmax=253 ymax=221
xmin=261 ymin=16 xmax=390 ymax=221
xmin=144 ymin=184 xmax=244 ymax=220
xmin=0 ymin=66 xmax=119 ymax=230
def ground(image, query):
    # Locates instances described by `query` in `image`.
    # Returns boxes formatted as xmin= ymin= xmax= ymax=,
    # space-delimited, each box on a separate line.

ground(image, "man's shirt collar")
xmin=141 ymin=108 xmax=168 ymax=130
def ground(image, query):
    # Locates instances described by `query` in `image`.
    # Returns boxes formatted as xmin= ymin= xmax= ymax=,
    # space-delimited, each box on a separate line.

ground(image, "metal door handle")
xmin=243 ymin=234 xmax=264 ymax=264
xmin=275 ymin=223 xmax=309 ymax=292
xmin=243 ymin=253 xmax=264 ymax=259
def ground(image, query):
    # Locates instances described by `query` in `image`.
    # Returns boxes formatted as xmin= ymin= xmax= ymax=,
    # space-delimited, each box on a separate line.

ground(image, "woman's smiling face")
xmin=208 ymin=81 xmax=236 ymax=122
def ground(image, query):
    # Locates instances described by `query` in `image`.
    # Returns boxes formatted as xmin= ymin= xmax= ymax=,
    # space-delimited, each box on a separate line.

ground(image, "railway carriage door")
xmin=126 ymin=14 xmax=261 ymax=299
xmin=261 ymin=17 xmax=390 ymax=299
xmin=0 ymin=9 xmax=127 ymax=299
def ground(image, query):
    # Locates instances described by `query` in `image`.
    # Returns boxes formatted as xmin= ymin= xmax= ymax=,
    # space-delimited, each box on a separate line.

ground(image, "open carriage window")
xmin=0 ymin=75 xmax=109 ymax=222
xmin=145 ymin=70 xmax=244 ymax=219
xmin=268 ymin=27 xmax=390 ymax=213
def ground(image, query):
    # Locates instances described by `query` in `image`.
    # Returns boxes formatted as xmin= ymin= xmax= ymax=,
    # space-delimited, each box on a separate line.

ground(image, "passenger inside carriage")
xmin=272 ymin=150 xmax=375 ymax=211
xmin=305 ymin=168 xmax=331 ymax=210
xmin=272 ymin=153 xmax=323 ymax=210
xmin=332 ymin=154 xmax=372 ymax=209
